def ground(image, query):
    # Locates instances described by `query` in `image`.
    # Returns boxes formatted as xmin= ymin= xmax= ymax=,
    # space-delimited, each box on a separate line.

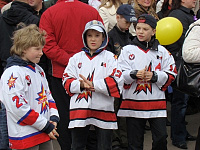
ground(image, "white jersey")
xmin=0 ymin=63 xmax=59 ymax=149
xmin=117 ymin=45 xmax=177 ymax=118
xmin=63 ymin=50 xmax=123 ymax=129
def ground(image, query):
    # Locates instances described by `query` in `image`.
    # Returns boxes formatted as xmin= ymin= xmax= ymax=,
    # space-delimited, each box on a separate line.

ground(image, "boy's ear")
xmin=116 ymin=14 xmax=120 ymax=21
xmin=152 ymin=28 xmax=156 ymax=36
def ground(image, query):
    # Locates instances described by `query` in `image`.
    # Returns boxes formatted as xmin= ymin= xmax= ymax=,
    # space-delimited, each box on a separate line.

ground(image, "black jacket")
xmin=0 ymin=1 xmax=39 ymax=68
xmin=166 ymin=6 xmax=195 ymax=60
xmin=106 ymin=25 xmax=132 ymax=56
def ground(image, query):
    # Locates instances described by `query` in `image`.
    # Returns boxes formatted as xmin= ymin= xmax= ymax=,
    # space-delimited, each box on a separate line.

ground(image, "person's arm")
xmin=62 ymin=55 xmax=82 ymax=96
xmin=182 ymin=25 xmax=200 ymax=63
xmin=39 ymin=12 xmax=73 ymax=67
xmin=0 ymin=69 xmax=55 ymax=134
xmin=92 ymin=52 xmax=123 ymax=98
xmin=153 ymin=47 xmax=177 ymax=91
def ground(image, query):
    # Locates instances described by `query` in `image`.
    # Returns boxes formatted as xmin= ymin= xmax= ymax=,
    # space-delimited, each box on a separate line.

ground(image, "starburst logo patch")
xmin=134 ymin=63 xmax=152 ymax=94
xmin=7 ymin=73 xmax=17 ymax=90
xmin=76 ymin=70 xmax=94 ymax=103
xmin=36 ymin=83 xmax=49 ymax=114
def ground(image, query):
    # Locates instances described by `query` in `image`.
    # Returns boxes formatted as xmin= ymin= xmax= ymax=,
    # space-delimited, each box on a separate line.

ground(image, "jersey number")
xmin=12 ymin=96 xmax=23 ymax=108
xmin=111 ymin=68 xmax=122 ymax=78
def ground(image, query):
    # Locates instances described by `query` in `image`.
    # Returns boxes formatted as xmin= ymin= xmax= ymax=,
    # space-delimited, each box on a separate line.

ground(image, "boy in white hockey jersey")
xmin=62 ymin=20 xmax=123 ymax=150
xmin=117 ymin=14 xmax=177 ymax=150
xmin=0 ymin=24 xmax=59 ymax=150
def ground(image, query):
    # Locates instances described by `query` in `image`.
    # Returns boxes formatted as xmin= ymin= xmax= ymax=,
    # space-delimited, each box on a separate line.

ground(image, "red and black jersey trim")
xmin=161 ymin=73 xmax=175 ymax=91
xmin=70 ymin=108 xmax=117 ymax=122
xmin=64 ymin=78 xmax=76 ymax=96
xmin=104 ymin=76 xmax=120 ymax=98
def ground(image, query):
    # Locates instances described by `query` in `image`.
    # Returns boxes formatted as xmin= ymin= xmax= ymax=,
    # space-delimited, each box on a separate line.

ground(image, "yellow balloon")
xmin=156 ymin=17 xmax=183 ymax=45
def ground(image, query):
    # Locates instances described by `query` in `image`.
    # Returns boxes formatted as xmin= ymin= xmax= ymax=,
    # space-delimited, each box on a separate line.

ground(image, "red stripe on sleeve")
xmin=18 ymin=110 xmax=39 ymax=126
xmin=48 ymin=101 xmax=57 ymax=109
xmin=64 ymin=78 xmax=76 ymax=96
xmin=161 ymin=74 xmax=175 ymax=91
xmin=104 ymin=76 xmax=120 ymax=98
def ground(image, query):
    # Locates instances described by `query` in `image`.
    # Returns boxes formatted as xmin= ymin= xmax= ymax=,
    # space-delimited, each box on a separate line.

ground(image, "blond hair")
xmin=10 ymin=23 xmax=46 ymax=56
xmin=99 ymin=0 xmax=121 ymax=9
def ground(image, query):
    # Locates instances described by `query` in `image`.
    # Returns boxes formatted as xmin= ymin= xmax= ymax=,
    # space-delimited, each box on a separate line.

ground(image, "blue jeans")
xmin=0 ymin=103 xmax=10 ymax=150
xmin=171 ymin=89 xmax=189 ymax=144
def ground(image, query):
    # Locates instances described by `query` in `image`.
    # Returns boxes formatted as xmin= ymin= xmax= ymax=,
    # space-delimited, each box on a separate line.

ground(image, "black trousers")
xmin=71 ymin=125 xmax=113 ymax=150
xmin=126 ymin=117 xmax=167 ymax=150
xmin=49 ymin=76 xmax=72 ymax=150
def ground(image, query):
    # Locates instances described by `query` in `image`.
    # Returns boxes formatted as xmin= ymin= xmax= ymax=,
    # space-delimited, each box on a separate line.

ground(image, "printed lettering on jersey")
xmin=76 ymin=70 xmax=94 ymax=103
xmin=25 ymin=75 xmax=31 ymax=86
xmin=78 ymin=63 xmax=82 ymax=69
xmin=36 ymin=83 xmax=49 ymax=114
xmin=129 ymin=54 xmax=135 ymax=60
xmin=8 ymin=73 xmax=18 ymax=90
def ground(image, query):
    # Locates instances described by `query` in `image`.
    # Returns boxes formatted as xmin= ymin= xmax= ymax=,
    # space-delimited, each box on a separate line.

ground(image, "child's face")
xmin=21 ymin=45 xmax=43 ymax=63
xmin=116 ymin=15 xmax=131 ymax=32
xmin=136 ymin=23 xmax=156 ymax=42
xmin=86 ymin=29 xmax=105 ymax=52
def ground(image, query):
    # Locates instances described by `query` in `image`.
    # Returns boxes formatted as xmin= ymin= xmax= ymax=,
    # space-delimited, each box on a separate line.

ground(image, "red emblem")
xmin=129 ymin=54 xmax=135 ymax=60
xmin=78 ymin=63 xmax=82 ymax=69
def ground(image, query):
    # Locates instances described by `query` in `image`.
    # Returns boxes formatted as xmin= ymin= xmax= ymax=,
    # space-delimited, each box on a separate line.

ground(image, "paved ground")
xmin=53 ymin=103 xmax=200 ymax=150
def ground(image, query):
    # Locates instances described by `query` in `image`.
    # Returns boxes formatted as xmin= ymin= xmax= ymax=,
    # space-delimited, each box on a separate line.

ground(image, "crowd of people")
xmin=0 ymin=0 xmax=200 ymax=149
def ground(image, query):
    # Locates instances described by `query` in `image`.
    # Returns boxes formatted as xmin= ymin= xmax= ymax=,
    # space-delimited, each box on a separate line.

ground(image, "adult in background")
xmin=39 ymin=1 xmax=103 ymax=149
xmin=182 ymin=18 xmax=200 ymax=150
xmin=166 ymin=0 xmax=197 ymax=148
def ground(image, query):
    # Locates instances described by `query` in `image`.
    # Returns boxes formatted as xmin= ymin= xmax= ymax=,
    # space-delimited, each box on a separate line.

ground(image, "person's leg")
xmin=39 ymin=140 xmax=54 ymax=150
xmin=171 ymin=89 xmax=188 ymax=145
xmin=149 ymin=117 xmax=167 ymax=150
xmin=49 ymin=76 xmax=71 ymax=150
xmin=0 ymin=103 xmax=11 ymax=150
xmin=71 ymin=126 xmax=90 ymax=150
xmin=195 ymin=126 xmax=200 ymax=150
xmin=126 ymin=117 xmax=146 ymax=150
xmin=18 ymin=145 xmax=39 ymax=150
xmin=95 ymin=127 xmax=113 ymax=150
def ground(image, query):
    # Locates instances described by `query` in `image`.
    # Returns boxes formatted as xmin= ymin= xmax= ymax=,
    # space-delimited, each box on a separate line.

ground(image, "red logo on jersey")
xmin=25 ymin=75 xmax=31 ymax=86
xmin=134 ymin=63 xmax=152 ymax=94
xmin=129 ymin=54 xmax=135 ymax=60
xmin=78 ymin=63 xmax=82 ymax=69
xmin=76 ymin=70 xmax=94 ymax=103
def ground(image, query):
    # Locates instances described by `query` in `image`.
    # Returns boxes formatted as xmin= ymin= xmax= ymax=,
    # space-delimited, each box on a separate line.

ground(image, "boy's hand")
xmin=136 ymin=67 xmax=147 ymax=79
xmin=144 ymin=71 xmax=153 ymax=81
xmin=48 ymin=129 xmax=59 ymax=140
xmin=79 ymin=74 xmax=95 ymax=92
xmin=50 ymin=121 xmax=57 ymax=129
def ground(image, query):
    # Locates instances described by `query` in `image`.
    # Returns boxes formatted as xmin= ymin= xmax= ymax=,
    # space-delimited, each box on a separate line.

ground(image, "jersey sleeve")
xmin=93 ymin=53 xmax=124 ymax=98
xmin=155 ymin=48 xmax=177 ymax=91
xmin=1 ymin=70 xmax=49 ymax=131
xmin=62 ymin=56 xmax=81 ymax=96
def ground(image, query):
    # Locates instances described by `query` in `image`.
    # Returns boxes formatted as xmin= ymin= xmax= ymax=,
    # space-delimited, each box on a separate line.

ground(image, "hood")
xmin=2 ymin=1 xmax=36 ymax=25
xmin=82 ymin=20 xmax=108 ymax=54
xmin=6 ymin=55 xmax=35 ymax=69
